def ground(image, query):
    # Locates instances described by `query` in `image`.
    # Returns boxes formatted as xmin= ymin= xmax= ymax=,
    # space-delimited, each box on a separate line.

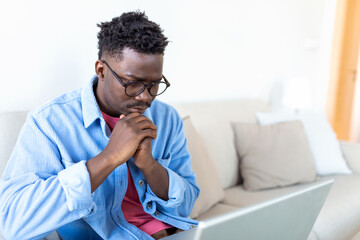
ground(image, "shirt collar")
xmin=81 ymin=75 xmax=103 ymax=128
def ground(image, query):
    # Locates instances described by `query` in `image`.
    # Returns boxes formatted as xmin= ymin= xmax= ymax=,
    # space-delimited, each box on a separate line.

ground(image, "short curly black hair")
xmin=97 ymin=11 xmax=169 ymax=59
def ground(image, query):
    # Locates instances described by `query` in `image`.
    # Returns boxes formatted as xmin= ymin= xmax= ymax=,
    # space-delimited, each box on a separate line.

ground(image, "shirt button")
xmin=147 ymin=203 xmax=152 ymax=209
xmin=138 ymin=179 xmax=145 ymax=185
xmin=154 ymin=211 xmax=159 ymax=216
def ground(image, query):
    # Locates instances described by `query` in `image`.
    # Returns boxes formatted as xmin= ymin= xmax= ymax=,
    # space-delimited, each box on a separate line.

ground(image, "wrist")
xmin=99 ymin=151 xmax=126 ymax=168
xmin=137 ymin=156 xmax=157 ymax=173
xmin=87 ymin=152 xmax=122 ymax=192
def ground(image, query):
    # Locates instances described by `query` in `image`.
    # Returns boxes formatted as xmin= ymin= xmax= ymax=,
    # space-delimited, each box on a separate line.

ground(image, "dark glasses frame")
xmin=101 ymin=60 xmax=170 ymax=97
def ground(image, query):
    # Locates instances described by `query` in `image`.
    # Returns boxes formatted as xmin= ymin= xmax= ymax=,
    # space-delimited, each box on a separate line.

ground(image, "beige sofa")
xmin=174 ymin=99 xmax=360 ymax=240
xmin=1 ymin=99 xmax=360 ymax=239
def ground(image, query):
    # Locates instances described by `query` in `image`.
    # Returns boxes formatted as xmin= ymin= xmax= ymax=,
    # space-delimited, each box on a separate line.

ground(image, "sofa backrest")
xmin=172 ymin=99 xmax=271 ymax=189
xmin=0 ymin=99 xmax=271 ymax=187
xmin=0 ymin=111 xmax=28 ymax=177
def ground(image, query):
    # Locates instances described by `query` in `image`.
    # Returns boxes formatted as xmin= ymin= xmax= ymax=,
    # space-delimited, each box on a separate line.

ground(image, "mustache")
xmin=126 ymin=102 xmax=151 ymax=108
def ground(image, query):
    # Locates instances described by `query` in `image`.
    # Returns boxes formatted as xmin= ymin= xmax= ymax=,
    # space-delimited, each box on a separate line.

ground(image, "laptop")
xmin=164 ymin=179 xmax=333 ymax=240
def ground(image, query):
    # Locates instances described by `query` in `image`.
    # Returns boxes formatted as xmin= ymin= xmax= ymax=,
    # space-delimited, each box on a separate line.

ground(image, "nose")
xmin=134 ymin=87 xmax=153 ymax=102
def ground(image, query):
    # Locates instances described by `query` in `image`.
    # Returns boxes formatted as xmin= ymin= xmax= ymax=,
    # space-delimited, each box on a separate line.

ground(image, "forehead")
xmin=109 ymin=48 xmax=163 ymax=81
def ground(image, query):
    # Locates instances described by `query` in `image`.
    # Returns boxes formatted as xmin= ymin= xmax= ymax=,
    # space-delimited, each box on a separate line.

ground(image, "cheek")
xmin=104 ymin=80 xmax=129 ymax=106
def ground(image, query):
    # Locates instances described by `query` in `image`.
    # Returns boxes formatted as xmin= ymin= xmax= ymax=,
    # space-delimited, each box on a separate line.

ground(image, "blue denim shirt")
xmin=0 ymin=77 xmax=199 ymax=240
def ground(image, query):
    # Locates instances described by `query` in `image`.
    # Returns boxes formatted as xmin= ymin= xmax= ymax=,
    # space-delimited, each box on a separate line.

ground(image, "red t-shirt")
xmin=101 ymin=111 xmax=172 ymax=236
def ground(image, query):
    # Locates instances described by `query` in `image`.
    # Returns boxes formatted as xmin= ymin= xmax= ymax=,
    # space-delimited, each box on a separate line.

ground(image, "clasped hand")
xmin=102 ymin=113 xmax=157 ymax=170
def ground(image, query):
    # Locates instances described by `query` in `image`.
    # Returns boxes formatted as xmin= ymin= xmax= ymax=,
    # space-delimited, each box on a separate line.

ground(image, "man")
xmin=0 ymin=12 xmax=199 ymax=240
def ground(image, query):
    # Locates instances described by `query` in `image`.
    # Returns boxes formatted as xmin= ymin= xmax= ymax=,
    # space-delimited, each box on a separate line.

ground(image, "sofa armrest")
xmin=340 ymin=141 xmax=360 ymax=174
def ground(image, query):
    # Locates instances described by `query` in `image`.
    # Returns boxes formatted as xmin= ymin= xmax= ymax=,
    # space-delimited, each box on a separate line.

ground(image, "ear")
xmin=95 ymin=60 xmax=105 ymax=80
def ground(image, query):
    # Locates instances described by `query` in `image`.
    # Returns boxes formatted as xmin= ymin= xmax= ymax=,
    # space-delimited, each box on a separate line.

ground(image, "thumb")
xmin=119 ymin=114 xmax=126 ymax=120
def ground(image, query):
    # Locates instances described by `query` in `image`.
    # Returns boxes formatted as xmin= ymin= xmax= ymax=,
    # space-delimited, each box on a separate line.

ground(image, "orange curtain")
xmin=327 ymin=0 xmax=360 ymax=140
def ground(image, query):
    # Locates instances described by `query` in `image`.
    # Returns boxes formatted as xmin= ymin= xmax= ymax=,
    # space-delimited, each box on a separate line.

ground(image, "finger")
xmin=119 ymin=114 xmax=126 ymax=119
xmin=140 ymin=128 xmax=157 ymax=140
xmin=136 ymin=120 xmax=157 ymax=132
xmin=123 ymin=112 xmax=141 ymax=119
xmin=124 ymin=114 xmax=155 ymax=127
xmin=138 ymin=137 xmax=152 ymax=146
xmin=131 ymin=114 xmax=153 ymax=123
xmin=121 ymin=113 xmax=151 ymax=124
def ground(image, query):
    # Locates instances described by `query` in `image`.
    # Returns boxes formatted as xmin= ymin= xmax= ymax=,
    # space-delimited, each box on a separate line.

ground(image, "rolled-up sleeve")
xmin=58 ymin=160 xmax=95 ymax=212
xmin=0 ymin=114 xmax=94 ymax=239
xmin=142 ymin=110 xmax=200 ymax=218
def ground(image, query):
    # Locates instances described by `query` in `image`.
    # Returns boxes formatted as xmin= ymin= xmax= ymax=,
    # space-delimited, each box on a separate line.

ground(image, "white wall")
xmin=0 ymin=0 xmax=336 ymax=112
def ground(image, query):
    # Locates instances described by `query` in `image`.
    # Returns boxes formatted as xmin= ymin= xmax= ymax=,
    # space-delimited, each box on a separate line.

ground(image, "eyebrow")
xmin=125 ymin=74 xmax=163 ymax=82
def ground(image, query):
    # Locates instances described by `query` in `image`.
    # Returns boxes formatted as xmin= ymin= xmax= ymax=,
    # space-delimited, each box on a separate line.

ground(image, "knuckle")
xmin=134 ymin=127 xmax=141 ymax=134
xmin=122 ymin=118 xmax=130 ymax=126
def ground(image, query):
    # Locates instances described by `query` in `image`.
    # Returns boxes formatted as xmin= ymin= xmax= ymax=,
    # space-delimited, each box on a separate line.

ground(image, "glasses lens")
xmin=150 ymin=82 xmax=168 ymax=96
xmin=126 ymin=82 xmax=145 ymax=96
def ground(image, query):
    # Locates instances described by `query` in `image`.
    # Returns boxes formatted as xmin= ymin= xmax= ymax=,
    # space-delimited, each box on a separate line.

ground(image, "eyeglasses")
xmin=101 ymin=60 xmax=170 ymax=97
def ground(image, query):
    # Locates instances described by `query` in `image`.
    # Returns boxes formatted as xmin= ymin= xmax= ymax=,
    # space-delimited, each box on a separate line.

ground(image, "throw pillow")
xmin=182 ymin=116 xmax=224 ymax=219
xmin=232 ymin=121 xmax=316 ymax=191
xmin=256 ymin=111 xmax=352 ymax=175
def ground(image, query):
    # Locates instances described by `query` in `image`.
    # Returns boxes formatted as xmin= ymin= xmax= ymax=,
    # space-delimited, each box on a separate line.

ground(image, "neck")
xmin=93 ymin=79 xmax=119 ymax=117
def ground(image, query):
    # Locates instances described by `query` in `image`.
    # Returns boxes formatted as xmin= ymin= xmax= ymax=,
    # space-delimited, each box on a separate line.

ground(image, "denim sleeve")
xmin=0 ymin=114 xmax=95 ymax=240
xmin=143 ymin=112 xmax=200 ymax=218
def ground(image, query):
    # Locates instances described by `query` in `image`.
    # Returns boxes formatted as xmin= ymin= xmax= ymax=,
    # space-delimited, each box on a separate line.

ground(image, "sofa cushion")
xmin=0 ymin=111 xmax=28 ymax=177
xmin=256 ymin=111 xmax=352 ymax=175
xmin=340 ymin=141 xmax=360 ymax=175
xmin=183 ymin=116 xmax=224 ymax=219
xmin=173 ymin=99 xmax=271 ymax=189
xmin=311 ymin=175 xmax=360 ymax=240
xmin=195 ymin=203 xmax=239 ymax=221
xmin=232 ymin=121 xmax=316 ymax=191
xmin=351 ymin=231 xmax=360 ymax=240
